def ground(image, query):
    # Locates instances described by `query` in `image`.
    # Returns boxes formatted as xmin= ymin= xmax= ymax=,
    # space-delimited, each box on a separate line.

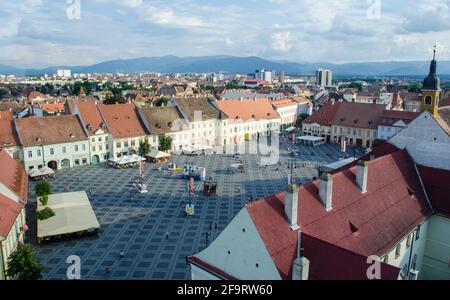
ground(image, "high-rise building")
xmin=316 ymin=69 xmax=332 ymax=87
xmin=56 ymin=69 xmax=72 ymax=78
xmin=255 ymin=69 xmax=273 ymax=83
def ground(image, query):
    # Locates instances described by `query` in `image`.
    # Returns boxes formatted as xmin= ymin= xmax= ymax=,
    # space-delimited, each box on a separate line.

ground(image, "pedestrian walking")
xmin=166 ymin=232 xmax=169 ymax=240
xmin=120 ymin=250 xmax=124 ymax=258
xmin=105 ymin=266 xmax=111 ymax=278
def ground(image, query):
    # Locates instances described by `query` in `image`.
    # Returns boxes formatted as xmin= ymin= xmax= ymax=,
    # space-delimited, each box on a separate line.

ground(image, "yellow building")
xmin=421 ymin=46 xmax=441 ymax=117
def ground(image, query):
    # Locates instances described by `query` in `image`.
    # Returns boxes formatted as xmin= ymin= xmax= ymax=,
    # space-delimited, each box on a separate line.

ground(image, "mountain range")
xmin=1 ymin=55 xmax=450 ymax=77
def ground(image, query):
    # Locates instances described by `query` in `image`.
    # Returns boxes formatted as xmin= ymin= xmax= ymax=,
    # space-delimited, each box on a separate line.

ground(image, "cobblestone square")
xmin=27 ymin=142 xmax=363 ymax=280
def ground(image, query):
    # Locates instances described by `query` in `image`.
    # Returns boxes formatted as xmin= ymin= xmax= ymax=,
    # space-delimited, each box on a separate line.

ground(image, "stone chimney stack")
xmin=292 ymin=231 xmax=310 ymax=280
xmin=319 ymin=173 xmax=333 ymax=211
xmin=356 ymin=161 xmax=369 ymax=193
xmin=284 ymin=183 xmax=300 ymax=230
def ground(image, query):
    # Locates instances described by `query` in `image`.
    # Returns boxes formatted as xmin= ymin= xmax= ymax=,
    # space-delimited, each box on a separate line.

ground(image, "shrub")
xmin=6 ymin=244 xmax=43 ymax=280
xmin=39 ymin=194 xmax=49 ymax=206
xmin=35 ymin=181 xmax=51 ymax=197
xmin=37 ymin=207 xmax=55 ymax=221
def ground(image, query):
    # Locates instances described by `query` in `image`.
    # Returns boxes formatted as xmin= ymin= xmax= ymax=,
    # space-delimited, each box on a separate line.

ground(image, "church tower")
xmin=421 ymin=45 xmax=441 ymax=116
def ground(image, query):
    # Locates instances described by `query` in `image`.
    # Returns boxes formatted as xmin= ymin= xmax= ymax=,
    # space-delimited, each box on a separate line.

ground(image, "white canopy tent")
xmin=297 ymin=135 xmax=326 ymax=147
xmin=285 ymin=126 xmax=296 ymax=133
xmin=37 ymin=191 xmax=100 ymax=241
xmin=29 ymin=166 xmax=55 ymax=178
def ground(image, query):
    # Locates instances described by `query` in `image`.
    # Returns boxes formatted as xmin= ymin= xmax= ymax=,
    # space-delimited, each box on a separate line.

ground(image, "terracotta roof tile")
xmin=246 ymin=150 xmax=431 ymax=279
xmin=138 ymin=106 xmax=187 ymax=135
xmin=0 ymin=150 xmax=28 ymax=204
xmin=0 ymin=193 xmax=22 ymax=239
xmin=332 ymin=102 xmax=385 ymax=129
xmin=15 ymin=115 xmax=88 ymax=147
xmin=378 ymin=110 xmax=420 ymax=126
xmin=303 ymin=101 xmax=341 ymax=126
xmin=215 ymin=99 xmax=280 ymax=121
xmin=38 ymin=102 xmax=65 ymax=112
xmin=76 ymin=101 xmax=109 ymax=135
xmin=417 ymin=165 xmax=450 ymax=218
xmin=98 ymin=103 xmax=147 ymax=139
xmin=0 ymin=111 xmax=20 ymax=148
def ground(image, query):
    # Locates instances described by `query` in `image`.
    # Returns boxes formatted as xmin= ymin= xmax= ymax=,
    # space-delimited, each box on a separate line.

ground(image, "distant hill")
xmin=1 ymin=55 xmax=450 ymax=77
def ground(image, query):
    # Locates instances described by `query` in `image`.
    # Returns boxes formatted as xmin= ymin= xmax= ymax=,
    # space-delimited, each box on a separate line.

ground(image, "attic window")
xmin=155 ymin=123 xmax=161 ymax=128
xmin=349 ymin=221 xmax=359 ymax=234
xmin=368 ymin=121 xmax=372 ymax=125
xmin=340 ymin=118 xmax=345 ymax=122
xmin=407 ymin=188 xmax=414 ymax=196
xmin=167 ymin=122 xmax=173 ymax=127
xmin=354 ymin=119 xmax=358 ymax=124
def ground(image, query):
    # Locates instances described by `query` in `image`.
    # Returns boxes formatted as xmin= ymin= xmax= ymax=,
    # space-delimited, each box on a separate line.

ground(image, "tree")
xmin=35 ymin=181 xmax=51 ymax=197
xmin=408 ymin=83 xmax=422 ymax=93
xmin=6 ymin=245 xmax=43 ymax=280
xmin=139 ymin=139 xmax=151 ymax=156
xmin=155 ymin=96 xmax=169 ymax=107
xmin=350 ymin=82 xmax=363 ymax=92
xmin=159 ymin=134 xmax=172 ymax=152
xmin=297 ymin=113 xmax=310 ymax=126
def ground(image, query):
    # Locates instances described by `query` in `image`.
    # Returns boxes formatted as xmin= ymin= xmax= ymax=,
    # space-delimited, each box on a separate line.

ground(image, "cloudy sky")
xmin=0 ymin=0 xmax=449 ymax=68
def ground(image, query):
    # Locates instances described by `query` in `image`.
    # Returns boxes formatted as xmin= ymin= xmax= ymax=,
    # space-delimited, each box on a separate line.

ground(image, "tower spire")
xmin=433 ymin=44 xmax=437 ymax=61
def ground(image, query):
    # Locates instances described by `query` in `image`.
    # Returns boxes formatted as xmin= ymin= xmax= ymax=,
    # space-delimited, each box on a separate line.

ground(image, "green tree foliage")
xmin=349 ymin=82 xmax=363 ymax=92
xmin=408 ymin=83 xmax=423 ymax=93
xmin=37 ymin=207 xmax=55 ymax=220
xmin=39 ymin=194 xmax=49 ymax=206
xmin=35 ymin=181 xmax=51 ymax=197
xmin=159 ymin=134 xmax=172 ymax=151
xmin=155 ymin=96 xmax=169 ymax=107
xmin=139 ymin=139 xmax=151 ymax=156
xmin=297 ymin=113 xmax=310 ymax=126
xmin=6 ymin=245 xmax=43 ymax=280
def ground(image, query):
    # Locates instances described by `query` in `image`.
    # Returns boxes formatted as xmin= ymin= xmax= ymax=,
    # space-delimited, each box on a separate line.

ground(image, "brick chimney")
xmin=356 ymin=161 xmax=369 ymax=193
xmin=285 ymin=183 xmax=300 ymax=230
xmin=292 ymin=231 xmax=309 ymax=280
xmin=319 ymin=173 xmax=333 ymax=211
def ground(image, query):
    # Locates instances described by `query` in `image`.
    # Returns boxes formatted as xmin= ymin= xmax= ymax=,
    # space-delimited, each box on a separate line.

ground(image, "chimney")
xmin=319 ymin=173 xmax=333 ymax=211
xmin=292 ymin=231 xmax=310 ymax=280
xmin=356 ymin=161 xmax=369 ymax=193
xmin=284 ymin=183 xmax=300 ymax=230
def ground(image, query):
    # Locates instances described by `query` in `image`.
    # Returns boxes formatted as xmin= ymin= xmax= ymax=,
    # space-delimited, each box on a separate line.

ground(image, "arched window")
xmin=425 ymin=95 xmax=433 ymax=105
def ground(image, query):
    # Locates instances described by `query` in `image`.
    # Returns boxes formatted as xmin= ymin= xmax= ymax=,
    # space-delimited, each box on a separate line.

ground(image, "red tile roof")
xmin=215 ymin=99 xmax=280 ymax=121
xmin=417 ymin=165 xmax=450 ymax=218
xmin=188 ymin=256 xmax=238 ymax=280
xmin=0 ymin=150 xmax=28 ymax=204
xmin=15 ymin=115 xmax=88 ymax=147
xmin=439 ymin=96 xmax=450 ymax=108
xmin=76 ymin=101 xmax=109 ymax=135
xmin=0 ymin=111 xmax=20 ymax=149
xmin=98 ymin=103 xmax=147 ymax=139
xmin=303 ymin=101 xmax=341 ymax=126
xmin=378 ymin=110 xmax=420 ymax=127
xmin=0 ymin=193 xmax=22 ymax=239
xmin=38 ymin=102 xmax=65 ymax=112
xmin=302 ymin=233 xmax=400 ymax=280
xmin=246 ymin=150 xmax=431 ymax=279
xmin=332 ymin=102 xmax=386 ymax=129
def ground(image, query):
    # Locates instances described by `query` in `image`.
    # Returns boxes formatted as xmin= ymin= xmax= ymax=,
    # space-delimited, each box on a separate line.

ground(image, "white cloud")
xmin=271 ymin=32 xmax=293 ymax=52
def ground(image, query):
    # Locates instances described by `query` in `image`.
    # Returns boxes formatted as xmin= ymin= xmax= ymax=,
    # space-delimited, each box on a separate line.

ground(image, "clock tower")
xmin=421 ymin=45 xmax=441 ymax=117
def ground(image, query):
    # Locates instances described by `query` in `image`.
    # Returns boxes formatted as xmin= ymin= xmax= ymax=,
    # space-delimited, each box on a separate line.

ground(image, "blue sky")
xmin=0 ymin=0 xmax=449 ymax=68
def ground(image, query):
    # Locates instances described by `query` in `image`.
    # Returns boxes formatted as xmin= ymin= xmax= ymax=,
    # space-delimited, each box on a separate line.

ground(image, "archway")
xmin=61 ymin=159 xmax=70 ymax=169
xmin=91 ymin=155 xmax=100 ymax=165
xmin=47 ymin=160 xmax=58 ymax=170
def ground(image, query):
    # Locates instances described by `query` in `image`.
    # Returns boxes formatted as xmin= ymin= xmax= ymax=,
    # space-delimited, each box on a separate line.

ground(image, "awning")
xmin=37 ymin=191 xmax=100 ymax=238
xmin=147 ymin=149 xmax=171 ymax=159
xmin=29 ymin=166 xmax=55 ymax=178
xmin=285 ymin=126 xmax=296 ymax=132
